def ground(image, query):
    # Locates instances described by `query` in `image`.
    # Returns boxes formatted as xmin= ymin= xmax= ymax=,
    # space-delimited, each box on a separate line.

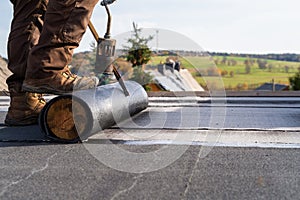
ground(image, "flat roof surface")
xmin=1 ymin=95 xmax=300 ymax=147
xmin=1 ymin=95 xmax=300 ymax=199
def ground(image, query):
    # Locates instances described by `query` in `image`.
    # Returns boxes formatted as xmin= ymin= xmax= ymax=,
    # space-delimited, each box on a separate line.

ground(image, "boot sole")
xmin=22 ymin=84 xmax=70 ymax=95
xmin=5 ymin=116 xmax=39 ymax=126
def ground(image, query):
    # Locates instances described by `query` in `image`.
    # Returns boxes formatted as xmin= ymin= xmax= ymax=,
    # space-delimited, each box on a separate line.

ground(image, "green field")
xmin=150 ymin=55 xmax=300 ymax=90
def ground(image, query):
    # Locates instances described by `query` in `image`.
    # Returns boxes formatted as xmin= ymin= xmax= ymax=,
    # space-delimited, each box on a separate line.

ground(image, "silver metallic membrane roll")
xmin=39 ymin=81 xmax=149 ymax=142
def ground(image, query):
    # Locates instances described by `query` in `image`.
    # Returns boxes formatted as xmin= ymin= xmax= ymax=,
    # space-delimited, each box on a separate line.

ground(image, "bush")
xmin=257 ymin=59 xmax=268 ymax=69
xmin=289 ymin=71 xmax=300 ymax=90
xmin=207 ymin=67 xmax=220 ymax=76
xmin=245 ymin=64 xmax=251 ymax=74
xmin=130 ymin=66 xmax=153 ymax=91
xmin=221 ymin=70 xmax=228 ymax=77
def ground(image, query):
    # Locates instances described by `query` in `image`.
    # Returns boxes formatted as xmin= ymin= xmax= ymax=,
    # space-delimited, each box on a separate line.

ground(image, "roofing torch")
xmin=88 ymin=0 xmax=130 ymax=96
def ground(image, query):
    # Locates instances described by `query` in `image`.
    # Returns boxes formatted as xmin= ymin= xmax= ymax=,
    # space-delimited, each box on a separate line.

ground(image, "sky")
xmin=0 ymin=0 xmax=300 ymax=58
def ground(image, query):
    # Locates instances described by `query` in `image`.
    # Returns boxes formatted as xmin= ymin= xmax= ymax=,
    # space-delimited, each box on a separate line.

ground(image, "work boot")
xmin=5 ymin=89 xmax=46 ymax=126
xmin=23 ymin=68 xmax=99 ymax=95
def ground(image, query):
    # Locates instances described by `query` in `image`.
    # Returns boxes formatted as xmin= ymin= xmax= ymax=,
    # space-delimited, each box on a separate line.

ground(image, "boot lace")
xmin=33 ymin=93 xmax=46 ymax=104
xmin=62 ymin=69 xmax=77 ymax=81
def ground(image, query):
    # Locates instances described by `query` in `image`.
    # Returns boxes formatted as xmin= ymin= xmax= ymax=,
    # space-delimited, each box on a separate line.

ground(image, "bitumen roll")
xmin=39 ymin=81 xmax=148 ymax=143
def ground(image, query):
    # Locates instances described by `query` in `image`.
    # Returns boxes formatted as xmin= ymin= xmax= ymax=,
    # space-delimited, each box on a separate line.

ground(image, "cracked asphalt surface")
xmin=1 ymin=143 xmax=300 ymax=199
xmin=1 ymin=96 xmax=300 ymax=199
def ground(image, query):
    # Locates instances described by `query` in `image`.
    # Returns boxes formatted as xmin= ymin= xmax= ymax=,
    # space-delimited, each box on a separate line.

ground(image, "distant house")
xmin=145 ymin=63 xmax=204 ymax=92
xmin=255 ymin=83 xmax=289 ymax=91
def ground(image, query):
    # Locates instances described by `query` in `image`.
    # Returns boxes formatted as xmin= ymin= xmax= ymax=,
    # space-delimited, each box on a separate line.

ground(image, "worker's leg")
xmin=23 ymin=0 xmax=99 ymax=94
xmin=5 ymin=0 xmax=48 ymax=126
xmin=7 ymin=0 xmax=48 ymax=85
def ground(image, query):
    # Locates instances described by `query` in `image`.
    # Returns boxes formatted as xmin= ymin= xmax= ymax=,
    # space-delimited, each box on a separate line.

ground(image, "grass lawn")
xmin=150 ymin=55 xmax=300 ymax=90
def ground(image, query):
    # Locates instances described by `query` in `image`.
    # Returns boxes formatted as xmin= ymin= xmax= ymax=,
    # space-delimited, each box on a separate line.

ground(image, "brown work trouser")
xmin=7 ymin=0 xmax=99 ymax=91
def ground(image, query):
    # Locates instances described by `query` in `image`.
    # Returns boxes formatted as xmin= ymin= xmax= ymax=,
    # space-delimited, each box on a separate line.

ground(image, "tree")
xmin=87 ymin=41 xmax=97 ymax=66
xmin=123 ymin=22 xmax=154 ymax=90
xmin=257 ymin=59 xmax=268 ymax=69
xmin=268 ymin=64 xmax=274 ymax=72
xmin=230 ymin=59 xmax=237 ymax=66
xmin=130 ymin=66 xmax=153 ymax=91
xmin=244 ymin=60 xmax=251 ymax=74
xmin=221 ymin=56 xmax=227 ymax=65
xmin=289 ymin=71 xmax=300 ymax=90
xmin=70 ymin=42 xmax=96 ymax=75
xmin=207 ymin=67 xmax=219 ymax=76
xmin=221 ymin=70 xmax=228 ymax=77
xmin=214 ymin=58 xmax=219 ymax=65
xmin=285 ymin=65 xmax=290 ymax=73
xmin=123 ymin=22 xmax=154 ymax=68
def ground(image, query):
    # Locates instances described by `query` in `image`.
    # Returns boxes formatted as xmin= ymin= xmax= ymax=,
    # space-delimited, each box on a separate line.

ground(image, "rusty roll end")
xmin=39 ymin=95 xmax=93 ymax=143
